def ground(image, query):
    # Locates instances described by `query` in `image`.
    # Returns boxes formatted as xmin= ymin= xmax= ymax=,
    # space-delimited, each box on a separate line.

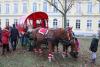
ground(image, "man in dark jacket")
xmin=10 ymin=24 xmax=19 ymax=51
xmin=90 ymin=37 xmax=99 ymax=63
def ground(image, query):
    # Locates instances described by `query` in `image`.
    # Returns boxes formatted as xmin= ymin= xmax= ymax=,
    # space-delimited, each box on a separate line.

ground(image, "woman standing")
xmin=1 ymin=28 xmax=10 ymax=55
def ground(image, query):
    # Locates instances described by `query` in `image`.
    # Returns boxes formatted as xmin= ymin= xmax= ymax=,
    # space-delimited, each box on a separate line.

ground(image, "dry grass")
xmin=0 ymin=37 xmax=100 ymax=67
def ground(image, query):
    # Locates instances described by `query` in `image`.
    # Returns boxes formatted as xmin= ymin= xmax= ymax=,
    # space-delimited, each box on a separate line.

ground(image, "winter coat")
xmin=2 ymin=29 xmax=9 ymax=44
xmin=90 ymin=38 xmax=99 ymax=52
xmin=10 ymin=27 xmax=19 ymax=40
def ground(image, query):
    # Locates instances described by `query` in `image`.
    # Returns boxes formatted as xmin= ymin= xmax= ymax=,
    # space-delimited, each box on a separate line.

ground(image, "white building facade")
xmin=0 ymin=0 xmax=100 ymax=36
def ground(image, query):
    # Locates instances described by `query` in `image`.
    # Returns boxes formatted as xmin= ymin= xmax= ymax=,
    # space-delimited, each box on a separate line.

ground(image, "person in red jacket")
xmin=1 ymin=28 xmax=10 ymax=55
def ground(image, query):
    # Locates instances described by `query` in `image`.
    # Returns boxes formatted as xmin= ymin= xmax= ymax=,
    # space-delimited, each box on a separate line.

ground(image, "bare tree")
xmin=46 ymin=0 xmax=76 ymax=28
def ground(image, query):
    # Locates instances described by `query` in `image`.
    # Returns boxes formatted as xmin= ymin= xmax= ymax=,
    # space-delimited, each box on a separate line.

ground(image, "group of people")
xmin=0 ymin=24 xmax=19 ymax=55
xmin=0 ymin=24 xmax=32 ymax=55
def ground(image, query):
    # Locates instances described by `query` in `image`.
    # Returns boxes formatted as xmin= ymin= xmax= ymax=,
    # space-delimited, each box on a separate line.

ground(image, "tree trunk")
xmin=63 ymin=14 xmax=67 ymax=28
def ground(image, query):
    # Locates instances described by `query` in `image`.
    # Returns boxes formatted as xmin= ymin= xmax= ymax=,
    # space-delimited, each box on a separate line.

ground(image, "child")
xmin=89 ymin=37 xmax=99 ymax=63
xmin=1 ymin=28 xmax=10 ymax=55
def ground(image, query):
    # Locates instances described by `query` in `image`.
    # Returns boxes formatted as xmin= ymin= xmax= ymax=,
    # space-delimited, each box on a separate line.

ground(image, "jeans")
xmin=20 ymin=35 xmax=28 ymax=47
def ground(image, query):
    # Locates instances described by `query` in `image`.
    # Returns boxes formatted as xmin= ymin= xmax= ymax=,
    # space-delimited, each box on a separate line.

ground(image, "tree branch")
xmin=58 ymin=0 xmax=65 ymax=12
xmin=46 ymin=0 xmax=64 ymax=15
xmin=65 ymin=0 xmax=74 ymax=13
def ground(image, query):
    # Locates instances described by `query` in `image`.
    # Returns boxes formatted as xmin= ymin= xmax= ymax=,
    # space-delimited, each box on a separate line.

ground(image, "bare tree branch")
xmin=46 ymin=0 xmax=64 ymax=15
xmin=65 ymin=0 xmax=74 ymax=13
xmin=58 ymin=0 xmax=65 ymax=12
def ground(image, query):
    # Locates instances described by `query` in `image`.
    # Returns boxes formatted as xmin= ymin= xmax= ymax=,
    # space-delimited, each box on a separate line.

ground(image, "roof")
xmin=24 ymin=12 xmax=48 ymax=23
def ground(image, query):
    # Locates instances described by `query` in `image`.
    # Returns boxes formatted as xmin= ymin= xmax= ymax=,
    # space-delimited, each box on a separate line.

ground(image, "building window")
xmin=14 ymin=19 xmax=18 ymax=26
xmin=76 ymin=2 xmax=81 ymax=14
xmin=5 ymin=4 xmax=9 ymax=14
xmin=98 ymin=20 xmax=100 ymax=29
xmin=0 ymin=19 xmax=1 ymax=27
xmin=87 ymin=20 xmax=92 ymax=30
xmin=23 ymin=3 xmax=27 ymax=13
xmin=6 ymin=19 xmax=9 ymax=26
xmin=33 ymin=3 xmax=37 ymax=12
xmin=53 ymin=2 xmax=58 ymax=12
xmin=98 ymin=23 xmax=100 ymax=29
xmin=99 ymin=3 xmax=100 ymax=13
xmin=53 ymin=19 xmax=58 ymax=28
xmin=76 ymin=19 xmax=80 ymax=29
xmin=66 ymin=20 xmax=69 ymax=27
xmin=6 ymin=19 xmax=9 ymax=22
xmin=0 ymin=4 xmax=1 ymax=14
xmin=14 ymin=3 xmax=18 ymax=13
xmin=87 ymin=2 xmax=92 ymax=14
xmin=43 ymin=2 xmax=47 ymax=12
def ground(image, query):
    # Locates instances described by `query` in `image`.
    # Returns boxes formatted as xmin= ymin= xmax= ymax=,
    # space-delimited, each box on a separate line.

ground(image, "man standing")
xmin=10 ymin=24 xmax=19 ymax=51
xmin=89 ymin=36 xmax=99 ymax=63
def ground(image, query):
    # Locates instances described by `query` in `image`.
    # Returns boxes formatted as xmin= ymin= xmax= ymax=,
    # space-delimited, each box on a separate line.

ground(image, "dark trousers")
xmin=21 ymin=36 xmax=24 ymax=46
xmin=20 ymin=36 xmax=28 ymax=47
xmin=2 ymin=44 xmax=9 ymax=55
xmin=28 ymin=40 xmax=34 ymax=51
xmin=11 ymin=39 xmax=17 ymax=51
